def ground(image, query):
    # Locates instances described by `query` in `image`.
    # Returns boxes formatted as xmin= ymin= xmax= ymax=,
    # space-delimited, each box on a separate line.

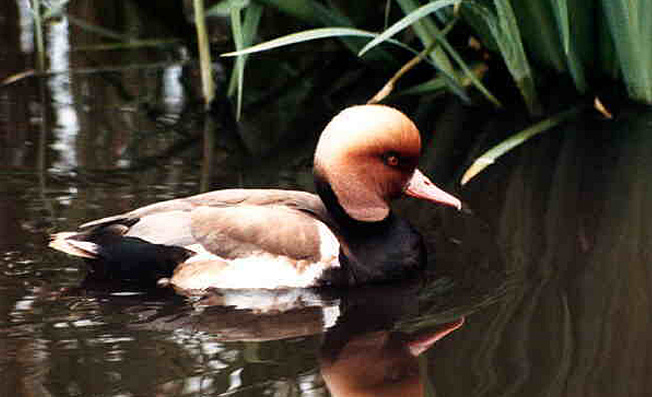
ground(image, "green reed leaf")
xmin=222 ymin=27 xmax=412 ymax=57
xmin=358 ymin=0 xmax=460 ymax=56
xmin=461 ymin=105 xmax=583 ymax=185
xmin=228 ymin=1 xmax=263 ymax=120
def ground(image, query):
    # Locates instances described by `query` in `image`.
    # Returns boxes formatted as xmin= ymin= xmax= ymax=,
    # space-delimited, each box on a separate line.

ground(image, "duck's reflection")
xmin=179 ymin=281 xmax=466 ymax=396
xmin=59 ymin=277 xmax=482 ymax=397
xmin=320 ymin=318 xmax=463 ymax=397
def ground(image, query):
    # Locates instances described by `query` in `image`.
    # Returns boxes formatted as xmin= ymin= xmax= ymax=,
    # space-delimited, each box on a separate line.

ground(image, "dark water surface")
xmin=2 ymin=1 xmax=652 ymax=396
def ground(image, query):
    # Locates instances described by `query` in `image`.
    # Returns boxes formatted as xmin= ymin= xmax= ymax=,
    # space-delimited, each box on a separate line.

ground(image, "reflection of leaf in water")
xmin=439 ymin=108 xmax=652 ymax=397
xmin=461 ymin=105 xmax=584 ymax=185
xmin=393 ymin=272 xmax=514 ymax=335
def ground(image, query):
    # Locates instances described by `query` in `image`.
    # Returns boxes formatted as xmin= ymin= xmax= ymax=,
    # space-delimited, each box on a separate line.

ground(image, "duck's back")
xmin=50 ymin=189 xmax=341 ymax=287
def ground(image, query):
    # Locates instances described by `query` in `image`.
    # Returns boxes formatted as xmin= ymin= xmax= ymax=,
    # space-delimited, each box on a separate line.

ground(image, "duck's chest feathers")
xmin=334 ymin=214 xmax=426 ymax=285
xmin=314 ymin=178 xmax=427 ymax=285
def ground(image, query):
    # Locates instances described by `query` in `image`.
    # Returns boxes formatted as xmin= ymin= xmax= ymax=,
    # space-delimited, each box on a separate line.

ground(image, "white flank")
xmin=317 ymin=221 xmax=340 ymax=262
xmin=174 ymin=254 xmax=337 ymax=290
xmin=171 ymin=222 xmax=342 ymax=291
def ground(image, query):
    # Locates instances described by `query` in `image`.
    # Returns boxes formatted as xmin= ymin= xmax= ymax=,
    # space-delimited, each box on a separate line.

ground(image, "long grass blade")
xmin=549 ymin=0 xmax=587 ymax=92
xmin=222 ymin=27 xmax=413 ymax=57
xmin=369 ymin=37 xmax=470 ymax=103
xmin=493 ymin=0 xmax=540 ymax=114
xmin=509 ymin=1 xmax=564 ymax=72
xmin=598 ymin=8 xmax=618 ymax=78
xmin=384 ymin=0 xmax=392 ymax=29
xmin=228 ymin=1 xmax=263 ymax=120
xmin=369 ymin=40 xmax=443 ymax=103
xmin=194 ymin=0 xmax=215 ymax=107
xmin=461 ymin=105 xmax=583 ymax=185
xmin=395 ymin=0 xmax=461 ymax=100
xmin=391 ymin=0 xmax=500 ymax=106
xmin=30 ymin=0 xmax=45 ymax=72
xmin=554 ymin=0 xmax=570 ymax=54
xmin=463 ymin=1 xmax=538 ymax=113
xmin=435 ymin=30 xmax=501 ymax=106
xmin=257 ymin=0 xmax=399 ymax=62
xmin=358 ymin=0 xmax=459 ymax=56
xmin=601 ymin=0 xmax=652 ymax=103
xmin=221 ymin=26 xmax=469 ymax=100
xmin=230 ymin=2 xmax=244 ymax=119
xmin=396 ymin=77 xmax=448 ymax=96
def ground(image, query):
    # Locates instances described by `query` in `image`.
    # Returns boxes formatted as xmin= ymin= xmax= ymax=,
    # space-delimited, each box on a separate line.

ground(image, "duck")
xmin=49 ymin=104 xmax=461 ymax=291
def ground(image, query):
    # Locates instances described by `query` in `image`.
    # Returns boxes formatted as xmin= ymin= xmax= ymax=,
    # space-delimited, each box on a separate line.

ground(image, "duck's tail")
xmin=49 ymin=232 xmax=100 ymax=259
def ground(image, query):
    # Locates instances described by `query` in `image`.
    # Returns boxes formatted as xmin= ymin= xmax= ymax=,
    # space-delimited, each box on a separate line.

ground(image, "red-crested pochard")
xmin=49 ymin=105 xmax=461 ymax=291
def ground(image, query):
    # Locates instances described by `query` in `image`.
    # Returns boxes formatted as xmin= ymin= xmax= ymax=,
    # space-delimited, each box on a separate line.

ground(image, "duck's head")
xmin=314 ymin=105 xmax=461 ymax=222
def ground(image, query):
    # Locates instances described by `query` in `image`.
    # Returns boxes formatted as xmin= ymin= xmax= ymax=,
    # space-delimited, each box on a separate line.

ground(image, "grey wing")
xmin=123 ymin=210 xmax=196 ymax=247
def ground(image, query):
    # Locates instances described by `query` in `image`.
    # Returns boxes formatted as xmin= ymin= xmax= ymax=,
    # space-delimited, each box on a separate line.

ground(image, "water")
xmin=2 ymin=1 xmax=652 ymax=396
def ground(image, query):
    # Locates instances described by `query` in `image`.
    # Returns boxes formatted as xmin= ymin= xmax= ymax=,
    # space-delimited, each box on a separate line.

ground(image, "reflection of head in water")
xmin=314 ymin=281 xmax=465 ymax=396
xmin=320 ymin=317 xmax=464 ymax=397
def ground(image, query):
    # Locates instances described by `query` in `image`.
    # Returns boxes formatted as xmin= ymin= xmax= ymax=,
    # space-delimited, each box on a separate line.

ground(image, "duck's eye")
xmin=383 ymin=152 xmax=400 ymax=167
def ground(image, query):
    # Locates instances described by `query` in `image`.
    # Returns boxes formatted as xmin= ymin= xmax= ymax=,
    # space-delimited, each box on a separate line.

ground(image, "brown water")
xmin=2 ymin=1 xmax=652 ymax=396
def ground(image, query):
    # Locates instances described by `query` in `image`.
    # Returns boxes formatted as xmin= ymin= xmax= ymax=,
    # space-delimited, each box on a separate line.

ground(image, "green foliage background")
xmin=211 ymin=0 xmax=652 ymax=182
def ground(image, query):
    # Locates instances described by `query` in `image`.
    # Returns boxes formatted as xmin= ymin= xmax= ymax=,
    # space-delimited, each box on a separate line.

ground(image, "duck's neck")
xmin=313 ymin=174 xmax=387 ymax=229
xmin=314 ymin=175 xmax=426 ymax=286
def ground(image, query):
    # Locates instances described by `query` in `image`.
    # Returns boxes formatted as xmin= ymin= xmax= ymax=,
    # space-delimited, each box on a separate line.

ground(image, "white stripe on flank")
xmin=176 ymin=254 xmax=338 ymax=290
xmin=173 ymin=253 xmax=340 ymax=291
xmin=316 ymin=221 xmax=340 ymax=263
xmin=171 ymin=222 xmax=342 ymax=291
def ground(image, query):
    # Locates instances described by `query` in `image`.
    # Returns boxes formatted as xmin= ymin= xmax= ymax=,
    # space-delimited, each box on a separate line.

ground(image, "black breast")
xmin=314 ymin=177 xmax=427 ymax=286
xmin=335 ymin=214 xmax=426 ymax=285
